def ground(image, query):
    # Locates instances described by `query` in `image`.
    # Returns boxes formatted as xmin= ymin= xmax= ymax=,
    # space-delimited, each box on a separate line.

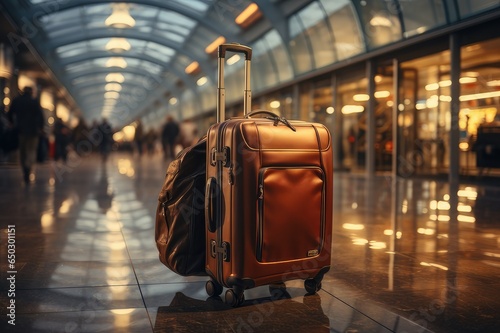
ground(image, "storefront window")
xmin=399 ymin=37 xmax=500 ymax=176
xmin=374 ymin=66 xmax=394 ymax=171
xmin=401 ymin=51 xmax=451 ymax=175
xmin=336 ymin=71 xmax=367 ymax=171
xmin=460 ymin=38 xmax=500 ymax=173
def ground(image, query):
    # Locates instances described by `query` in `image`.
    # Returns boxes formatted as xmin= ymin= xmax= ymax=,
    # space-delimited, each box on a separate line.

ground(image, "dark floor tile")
xmin=0 ymin=260 xmax=136 ymax=290
xmin=0 ymin=308 xmax=152 ymax=333
xmin=0 ymin=285 xmax=144 ymax=315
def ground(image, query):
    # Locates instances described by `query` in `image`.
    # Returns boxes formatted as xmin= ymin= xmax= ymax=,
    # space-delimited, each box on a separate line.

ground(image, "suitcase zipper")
xmin=215 ymin=122 xmax=229 ymax=282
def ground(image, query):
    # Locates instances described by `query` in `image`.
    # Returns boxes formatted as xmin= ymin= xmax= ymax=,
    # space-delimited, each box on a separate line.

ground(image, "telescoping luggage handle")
xmin=217 ymin=43 xmax=252 ymax=123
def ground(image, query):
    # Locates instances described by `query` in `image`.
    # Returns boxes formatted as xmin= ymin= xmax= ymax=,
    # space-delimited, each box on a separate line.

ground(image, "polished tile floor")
xmin=1 ymin=152 xmax=499 ymax=332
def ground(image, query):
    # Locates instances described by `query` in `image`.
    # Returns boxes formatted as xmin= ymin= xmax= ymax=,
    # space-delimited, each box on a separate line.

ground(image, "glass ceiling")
xmin=3 ymin=0 xmax=234 ymax=127
xmin=2 ymin=0 xmax=498 ymax=128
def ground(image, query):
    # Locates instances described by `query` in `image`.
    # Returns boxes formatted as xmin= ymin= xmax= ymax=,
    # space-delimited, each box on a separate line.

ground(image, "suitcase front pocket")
xmin=257 ymin=167 xmax=325 ymax=263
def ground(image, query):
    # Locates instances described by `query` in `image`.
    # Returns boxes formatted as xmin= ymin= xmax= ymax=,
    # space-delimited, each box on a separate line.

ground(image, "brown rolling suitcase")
xmin=204 ymin=43 xmax=333 ymax=306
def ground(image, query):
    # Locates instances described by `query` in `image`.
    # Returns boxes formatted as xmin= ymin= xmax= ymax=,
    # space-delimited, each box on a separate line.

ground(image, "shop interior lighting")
xmin=342 ymin=105 xmax=364 ymax=114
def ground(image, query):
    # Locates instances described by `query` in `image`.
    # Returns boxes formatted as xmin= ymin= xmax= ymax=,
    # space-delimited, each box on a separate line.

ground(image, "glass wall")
xmin=320 ymin=0 xmax=364 ymax=60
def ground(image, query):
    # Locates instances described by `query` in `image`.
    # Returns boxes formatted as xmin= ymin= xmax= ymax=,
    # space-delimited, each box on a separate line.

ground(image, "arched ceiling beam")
xmin=40 ymin=30 xmax=215 ymax=85
xmin=58 ymin=53 xmax=198 ymax=92
xmin=253 ymin=0 xmax=289 ymax=42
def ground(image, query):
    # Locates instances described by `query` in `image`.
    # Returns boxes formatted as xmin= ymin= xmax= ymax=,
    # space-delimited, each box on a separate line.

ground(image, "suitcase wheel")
xmin=269 ymin=282 xmax=288 ymax=299
xmin=206 ymin=280 xmax=223 ymax=297
xmin=225 ymin=288 xmax=245 ymax=307
xmin=304 ymin=278 xmax=322 ymax=294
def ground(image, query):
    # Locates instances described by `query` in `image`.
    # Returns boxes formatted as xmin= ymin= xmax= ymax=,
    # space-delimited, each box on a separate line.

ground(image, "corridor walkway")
xmin=1 ymin=152 xmax=499 ymax=332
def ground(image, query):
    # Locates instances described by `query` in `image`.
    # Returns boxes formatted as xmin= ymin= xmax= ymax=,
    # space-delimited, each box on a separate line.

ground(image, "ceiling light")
xmin=106 ymin=38 xmax=131 ymax=53
xmin=106 ymin=73 xmax=125 ymax=83
xmin=105 ymin=3 xmax=135 ymax=28
xmin=106 ymin=57 xmax=127 ymax=68
xmin=196 ymin=76 xmax=208 ymax=86
xmin=235 ymin=3 xmax=261 ymax=28
xmin=205 ymin=36 xmax=226 ymax=54
xmin=185 ymin=61 xmax=199 ymax=74
xmin=227 ymin=54 xmax=240 ymax=65
xmin=169 ymin=97 xmax=178 ymax=105
xmin=104 ymin=91 xmax=120 ymax=99
xmin=105 ymin=83 xmax=122 ymax=92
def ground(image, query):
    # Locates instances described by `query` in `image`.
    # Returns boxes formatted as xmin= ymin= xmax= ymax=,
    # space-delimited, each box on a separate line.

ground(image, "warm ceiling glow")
xmin=227 ymin=54 xmax=240 ymax=65
xmin=169 ymin=97 xmax=178 ymax=105
xmin=104 ymin=91 xmax=120 ymax=99
xmin=205 ymin=36 xmax=226 ymax=54
xmin=105 ymin=3 xmax=135 ymax=28
xmin=105 ymin=83 xmax=122 ymax=92
xmin=106 ymin=57 xmax=127 ymax=68
xmin=106 ymin=38 xmax=131 ymax=53
xmin=235 ymin=3 xmax=261 ymax=28
xmin=185 ymin=61 xmax=199 ymax=74
xmin=196 ymin=76 xmax=207 ymax=86
xmin=106 ymin=73 xmax=125 ymax=83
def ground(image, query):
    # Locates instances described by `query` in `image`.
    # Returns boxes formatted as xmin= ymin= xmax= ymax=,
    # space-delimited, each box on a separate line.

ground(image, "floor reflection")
xmin=0 ymin=153 xmax=499 ymax=332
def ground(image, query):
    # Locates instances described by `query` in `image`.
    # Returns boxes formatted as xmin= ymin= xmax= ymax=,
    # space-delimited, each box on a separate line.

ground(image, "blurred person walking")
xmin=134 ymin=120 xmax=144 ymax=156
xmin=161 ymin=115 xmax=180 ymax=160
xmin=53 ymin=117 xmax=71 ymax=163
xmin=7 ymin=86 xmax=44 ymax=184
xmin=98 ymin=118 xmax=113 ymax=163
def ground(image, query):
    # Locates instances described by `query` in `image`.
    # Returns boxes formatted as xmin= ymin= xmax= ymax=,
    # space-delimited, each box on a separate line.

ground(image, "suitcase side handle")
xmin=218 ymin=43 xmax=252 ymax=60
xmin=205 ymin=177 xmax=217 ymax=233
